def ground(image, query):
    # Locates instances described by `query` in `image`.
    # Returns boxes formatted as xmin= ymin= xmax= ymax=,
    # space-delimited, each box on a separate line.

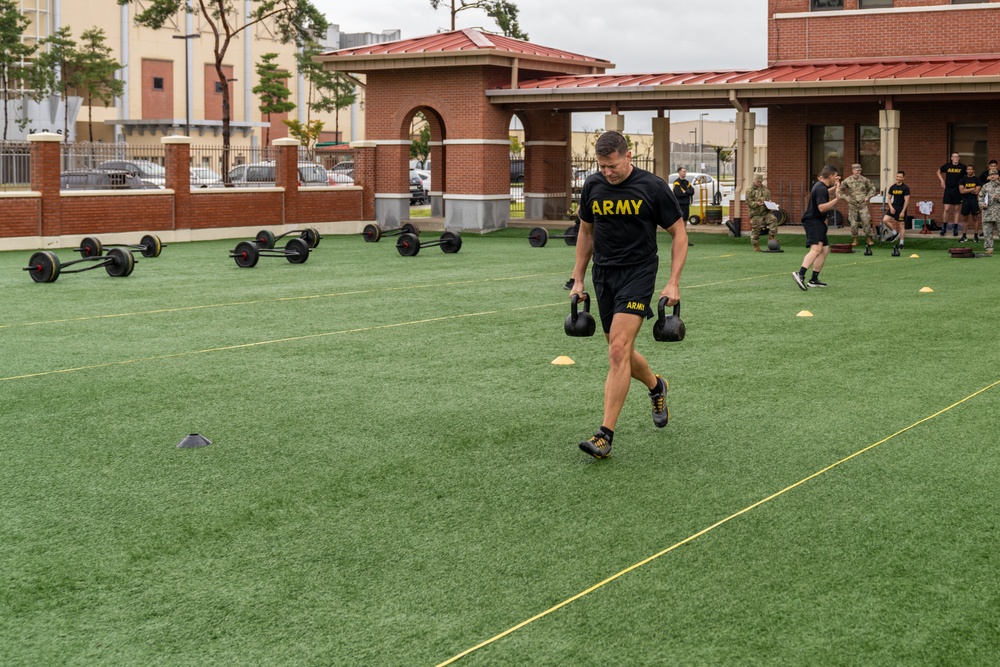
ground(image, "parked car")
xmin=414 ymin=169 xmax=431 ymax=193
xmin=224 ymin=161 xmax=330 ymax=187
xmin=328 ymin=171 xmax=354 ymax=186
xmin=409 ymin=169 xmax=429 ymax=205
xmin=510 ymin=159 xmax=524 ymax=183
xmin=60 ymin=169 xmax=160 ymax=190
xmin=330 ymin=161 xmax=354 ymax=176
xmin=97 ymin=159 xmax=166 ymax=187
xmin=190 ymin=167 xmax=222 ymax=187
xmin=667 ymin=171 xmax=734 ymax=206
xmin=572 ymin=168 xmax=597 ymax=191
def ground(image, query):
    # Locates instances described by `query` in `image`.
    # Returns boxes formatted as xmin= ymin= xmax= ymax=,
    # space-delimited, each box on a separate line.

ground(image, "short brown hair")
xmin=595 ymin=131 xmax=628 ymax=158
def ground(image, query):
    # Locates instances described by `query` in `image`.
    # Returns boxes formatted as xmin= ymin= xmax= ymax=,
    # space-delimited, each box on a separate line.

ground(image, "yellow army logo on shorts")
xmin=591 ymin=199 xmax=644 ymax=216
xmin=626 ymin=301 xmax=645 ymax=312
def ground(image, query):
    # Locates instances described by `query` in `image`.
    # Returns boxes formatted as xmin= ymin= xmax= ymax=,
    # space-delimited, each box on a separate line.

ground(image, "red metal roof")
xmin=321 ymin=28 xmax=610 ymax=66
xmin=506 ymin=55 xmax=1000 ymax=91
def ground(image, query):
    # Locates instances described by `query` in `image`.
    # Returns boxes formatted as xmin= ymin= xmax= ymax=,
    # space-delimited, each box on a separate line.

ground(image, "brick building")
xmin=320 ymin=1 xmax=1000 ymax=231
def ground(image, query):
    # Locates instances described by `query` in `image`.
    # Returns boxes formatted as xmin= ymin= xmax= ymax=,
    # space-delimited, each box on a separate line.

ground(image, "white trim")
xmin=524 ymin=192 xmax=569 ymax=198
xmin=442 ymin=139 xmax=511 ymax=146
xmin=62 ymin=189 xmax=176 ymax=197
xmin=371 ymin=140 xmax=412 ymax=145
xmin=523 ymin=141 xmax=567 ymax=147
xmin=273 ymin=138 xmax=301 ymax=147
xmin=27 ymin=132 xmax=62 ymax=143
xmin=161 ymin=135 xmax=192 ymax=145
xmin=429 ymin=141 xmax=444 ymax=146
xmin=775 ymin=3 xmax=1000 ymax=19
xmin=374 ymin=193 xmax=412 ymax=200
xmin=191 ymin=186 xmax=285 ymax=194
xmin=350 ymin=140 xmax=377 ymax=148
xmin=0 ymin=191 xmax=40 ymax=198
xmin=442 ymin=194 xmax=511 ymax=201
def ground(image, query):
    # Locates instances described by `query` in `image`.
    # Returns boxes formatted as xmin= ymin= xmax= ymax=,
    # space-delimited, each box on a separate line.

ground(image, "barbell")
xmin=395 ymin=231 xmax=462 ymax=256
xmin=24 ymin=247 xmax=136 ymax=283
xmin=528 ymin=226 xmax=578 ymax=247
xmin=362 ymin=222 xmax=420 ymax=242
xmin=254 ymin=228 xmax=321 ymax=250
xmin=77 ymin=234 xmax=164 ymax=259
xmin=230 ymin=237 xmax=311 ymax=267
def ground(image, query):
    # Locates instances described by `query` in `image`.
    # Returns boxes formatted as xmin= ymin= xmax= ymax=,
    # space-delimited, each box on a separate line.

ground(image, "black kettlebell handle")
xmin=571 ymin=292 xmax=590 ymax=322
xmin=657 ymin=297 xmax=680 ymax=318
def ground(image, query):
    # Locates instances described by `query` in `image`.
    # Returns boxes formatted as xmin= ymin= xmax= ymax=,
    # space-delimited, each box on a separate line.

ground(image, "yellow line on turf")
xmin=0 ymin=272 xmax=566 ymax=330
xmin=0 ymin=304 xmax=573 ymax=383
xmin=434 ymin=377 xmax=1000 ymax=666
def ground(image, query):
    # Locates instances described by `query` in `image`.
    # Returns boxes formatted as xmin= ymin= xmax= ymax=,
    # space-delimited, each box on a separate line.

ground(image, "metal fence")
xmin=0 ymin=141 xmax=30 ymax=191
xmin=61 ymin=142 xmax=166 ymax=172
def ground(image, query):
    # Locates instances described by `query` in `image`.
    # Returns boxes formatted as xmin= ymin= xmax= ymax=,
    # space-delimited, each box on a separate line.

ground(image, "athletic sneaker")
xmin=649 ymin=375 xmax=669 ymax=428
xmin=960 ymin=234 xmax=968 ymax=242
xmin=792 ymin=271 xmax=808 ymax=291
xmin=807 ymin=278 xmax=828 ymax=287
xmin=563 ymin=278 xmax=574 ymax=290
xmin=940 ymin=227 xmax=947 ymax=236
xmin=579 ymin=431 xmax=612 ymax=459
xmin=974 ymin=234 xmax=980 ymax=243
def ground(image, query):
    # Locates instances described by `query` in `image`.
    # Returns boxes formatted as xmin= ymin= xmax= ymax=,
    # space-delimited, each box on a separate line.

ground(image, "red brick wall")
xmin=203 ymin=65 xmax=234 ymax=122
xmin=769 ymin=1 xmax=1000 ymax=63
xmin=60 ymin=195 xmax=175 ymax=235
xmin=0 ymin=198 xmax=42 ymax=236
xmin=142 ymin=60 xmax=173 ymax=120
xmin=187 ymin=191 xmax=285 ymax=229
xmin=297 ymin=190 xmax=362 ymax=223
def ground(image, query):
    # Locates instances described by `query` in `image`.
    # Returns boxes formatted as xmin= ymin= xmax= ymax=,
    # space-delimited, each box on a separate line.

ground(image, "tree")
xmin=429 ymin=0 xmax=528 ymax=39
xmin=409 ymin=115 xmax=430 ymax=167
xmin=75 ymin=28 xmax=125 ymax=143
xmin=29 ymin=27 xmax=80 ymax=139
xmin=282 ymin=117 xmax=322 ymax=149
xmin=253 ymin=52 xmax=295 ymax=148
xmin=121 ymin=0 xmax=328 ymax=178
xmin=0 ymin=0 xmax=37 ymax=141
xmin=296 ymin=40 xmax=356 ymax=141
xmin=509 ymin=135 xmax=522 ymax=159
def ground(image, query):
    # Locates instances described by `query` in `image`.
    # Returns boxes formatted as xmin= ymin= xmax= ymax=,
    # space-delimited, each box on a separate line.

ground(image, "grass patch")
xmin=2 ymin=229 xmax=999 ymax=665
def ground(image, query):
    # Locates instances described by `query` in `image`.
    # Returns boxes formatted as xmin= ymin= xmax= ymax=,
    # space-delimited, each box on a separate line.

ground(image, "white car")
xmin=414 ymin=169 xmax=431 ymax=193
xmin=97 ymin=159 xmax=166 ymax=188
xmin=667 ymin=171 xmax=734 ymax=205
xmin=328 ymin=172 xmax=354 ymax=186
xmin=190 ymin=167 xmax=222 ymax=187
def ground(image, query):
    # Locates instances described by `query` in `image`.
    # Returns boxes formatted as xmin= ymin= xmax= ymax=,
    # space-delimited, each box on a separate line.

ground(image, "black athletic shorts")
xmin=591 ymin=256 xmax=658 ymax=335
xmin=944 ymin=188 xmax=962 ymax=205
xmin=887 ymin=209 xmax=904 ymax=222
xmin=962 ymin=197 xmax=980 ymax=216
xmin=679 ymin=203 xmax=691 ymax=221
xmin=803 ymin=218 xmax=829 ymax=247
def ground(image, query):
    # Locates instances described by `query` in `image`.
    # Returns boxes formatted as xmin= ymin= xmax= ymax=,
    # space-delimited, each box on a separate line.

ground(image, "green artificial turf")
xmin=2 ymin=229 xmax=999 ymax=666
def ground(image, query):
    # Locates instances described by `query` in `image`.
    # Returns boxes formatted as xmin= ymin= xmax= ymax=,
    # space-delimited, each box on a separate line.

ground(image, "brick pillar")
xmin=162 ymin=135 xmax=191 ymax=232
xmin=29 ymin=132 xmax=62 ymax=240
xmin=274 ymin=137 xmax=300 ymax=226
xmin=351 ymin=141 xmax=376 ymax=221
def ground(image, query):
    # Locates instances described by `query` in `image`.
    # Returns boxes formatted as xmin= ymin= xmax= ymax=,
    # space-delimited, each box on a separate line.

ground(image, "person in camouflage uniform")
xmin=840 ymin=163 xmax=877 ymax=247
xmin=977 ymin=168 xmax=1000 ymax=256
xmin=746 ymin=173 xmax=778 ymax=251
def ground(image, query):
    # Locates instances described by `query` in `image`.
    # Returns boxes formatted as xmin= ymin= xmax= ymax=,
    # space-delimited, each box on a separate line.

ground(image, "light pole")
xmin=698 ymin=112 xmax=709 ymax=172
xmin=172 ymin=33 xmax=200 ymax=136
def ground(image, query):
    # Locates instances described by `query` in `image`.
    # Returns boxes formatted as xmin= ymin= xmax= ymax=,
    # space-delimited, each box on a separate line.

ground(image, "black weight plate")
xmin=563 ymin=227 xmax=578 ymax=246
xmin=285 ymin=237 xmax=310 ymax=264
xmin=396 ymin=232 xmax=420 ymax=256
xmin=528 ymin=227 xmax=548 ymax=248
xmin=140 ymin=234 xmax=162 ymax=258
xmin=105 ymin=248 xmax=135 ymax=277
xmin=362 ymin=223 xmax=382 ymax=243
xmin=233 ymin=240 xmax=259 ymax=267
xmin=440 ymin=231 xmax=462 ymax=253
xmin=401 ymin=222 xmax=421 ymax=236
xmin=27 ymin=251 xmax=60 ymax=283
xmin=775 ymin=208 xmax=788 ymax=226
xmin=302 ymin=228 xmax=321 ymax=248
xmin=80 ymin=237 xmax=103 ymax=257
xmin=255 ymin=229 xmax=276 ymax=249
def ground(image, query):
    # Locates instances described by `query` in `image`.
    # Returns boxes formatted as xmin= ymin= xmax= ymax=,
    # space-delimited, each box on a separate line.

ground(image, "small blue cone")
xmin=177 ymin=433 xmax=212 ymax=448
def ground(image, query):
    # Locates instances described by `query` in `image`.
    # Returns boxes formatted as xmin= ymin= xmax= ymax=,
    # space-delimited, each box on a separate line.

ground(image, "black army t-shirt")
xmin=940 ymin=162 xmax=966 ymax=189
xmin=888 ymin=182 xmax=910 ymax=212
xmin=579 ymin=167 xmax=683 ymax=268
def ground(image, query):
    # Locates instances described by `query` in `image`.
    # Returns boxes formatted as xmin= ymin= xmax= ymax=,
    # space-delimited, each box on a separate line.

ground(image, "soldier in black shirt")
xmin=571 ymin=131 xmax=687 ymax=458
xmin=882 ymin=170 xmax=911 ymax=253
xmin=672 ymin=167 xmax=695 ymax=222
xmin=958 ymin=164 xmax=981 ymax=243
xmin=792 ymin=165 xmax=840 ymax=290
xmin=938 ymin=152 xmax=966 ymax=236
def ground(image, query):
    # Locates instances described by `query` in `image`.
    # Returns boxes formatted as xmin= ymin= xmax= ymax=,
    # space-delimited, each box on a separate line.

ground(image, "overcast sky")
xmin=310 ymin=0 xmax=770 ymax=132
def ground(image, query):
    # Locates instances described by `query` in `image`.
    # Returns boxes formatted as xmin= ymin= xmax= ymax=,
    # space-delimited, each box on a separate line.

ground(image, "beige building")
xmin=11 ymin=1 xmax=387 ymax=165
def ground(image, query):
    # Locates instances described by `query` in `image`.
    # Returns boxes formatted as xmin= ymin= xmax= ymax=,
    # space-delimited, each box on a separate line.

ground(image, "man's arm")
xmin=660 ymin=219 xmax=687 ymax=306
xmin=901 ymin=195 xmax=910 ymax=216
xmin=938 ymin=168 xmax=946 ymax=188
xmin=569 ymin=219 xmax=594 ymax=299
xmin=818 ymin=179 xmax=841 ymax=213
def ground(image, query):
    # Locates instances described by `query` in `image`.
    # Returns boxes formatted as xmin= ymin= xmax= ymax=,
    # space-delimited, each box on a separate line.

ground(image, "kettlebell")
xmin=653 ymin=298 xmax=685 ymax=342
xmin=564 ymin=293 xmax=596 ymax=337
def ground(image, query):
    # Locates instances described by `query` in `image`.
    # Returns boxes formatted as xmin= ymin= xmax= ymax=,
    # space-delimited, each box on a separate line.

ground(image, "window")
xmin=215 ymin=81 xmax=224 ymax=94
xmin=859 ymin=0 xmax=893 ymax=7
xmin=951 ymin=0 xmax=983 ymax=4
xmin=951 ymin=124 xmax=988 ymax=173
xmin=810 ymin=0 xmax=843 ymax=10
xmin=810 ymin=125 xmax=843 ymax=179
xmin=152 ymin=77 xmax=164 ymax=90
xmin=858 ymin=125 xmax=881 ymax=184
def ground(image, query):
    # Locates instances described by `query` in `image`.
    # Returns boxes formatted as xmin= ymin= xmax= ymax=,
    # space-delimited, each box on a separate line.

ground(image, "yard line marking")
xmin=434 ymin=377 xmax=1000 ymax=666
xmin=0 ymin=272 xmax=564 ymax=329
xmin=0 ymin=303 xmax=568 ymax=383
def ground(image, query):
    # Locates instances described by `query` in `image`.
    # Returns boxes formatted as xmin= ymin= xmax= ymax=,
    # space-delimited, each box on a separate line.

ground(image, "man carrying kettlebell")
xmin=570 ymin=131 xmax=688 ymax=459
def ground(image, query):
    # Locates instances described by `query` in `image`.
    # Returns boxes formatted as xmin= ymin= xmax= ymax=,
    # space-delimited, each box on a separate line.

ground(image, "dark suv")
xmin=409 ymin=170 xmax=428 ymax=205
xmin=60 ymin=170 xmax=160 ymax=190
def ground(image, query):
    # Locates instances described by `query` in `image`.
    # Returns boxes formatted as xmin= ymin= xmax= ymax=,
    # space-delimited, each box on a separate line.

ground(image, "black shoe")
xmin=579 ymin=431 xmax=612 ymax=459
xmin=892 ymin=245 xmax=900 ymax=257
xmin=960 ymin=235 xmax=967 ymax=242
xmin=807 ymin=278 xmax=828 ymax=287
xmin=954 ymin=230 xmax=960 ymax=237
xmin=888 ymin=231 xmax=900 ymax=244
xmin=563 ymin=278 xmax=574 ymax=290
xmin=940 ymin=227 xmax=947 ymax=236
xmin=974 ymin=234 xmax=980 ymax=243
xmin=649 ymin=375 xmax=669 ymax=428
xmin=792 ymin=271 xmax=808 ymax=291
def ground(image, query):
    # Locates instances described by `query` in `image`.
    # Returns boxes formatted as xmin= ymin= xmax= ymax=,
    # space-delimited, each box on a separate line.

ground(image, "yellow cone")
xmin=910 ymin=253 xmax=920 ymax=258
xmin=551 ymin=355 xmax=575 ymax=365
xmin=919 ymin=286 xmax=934 ymax=293
xmin=796 ymin=310 xmax=813 ymax=317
